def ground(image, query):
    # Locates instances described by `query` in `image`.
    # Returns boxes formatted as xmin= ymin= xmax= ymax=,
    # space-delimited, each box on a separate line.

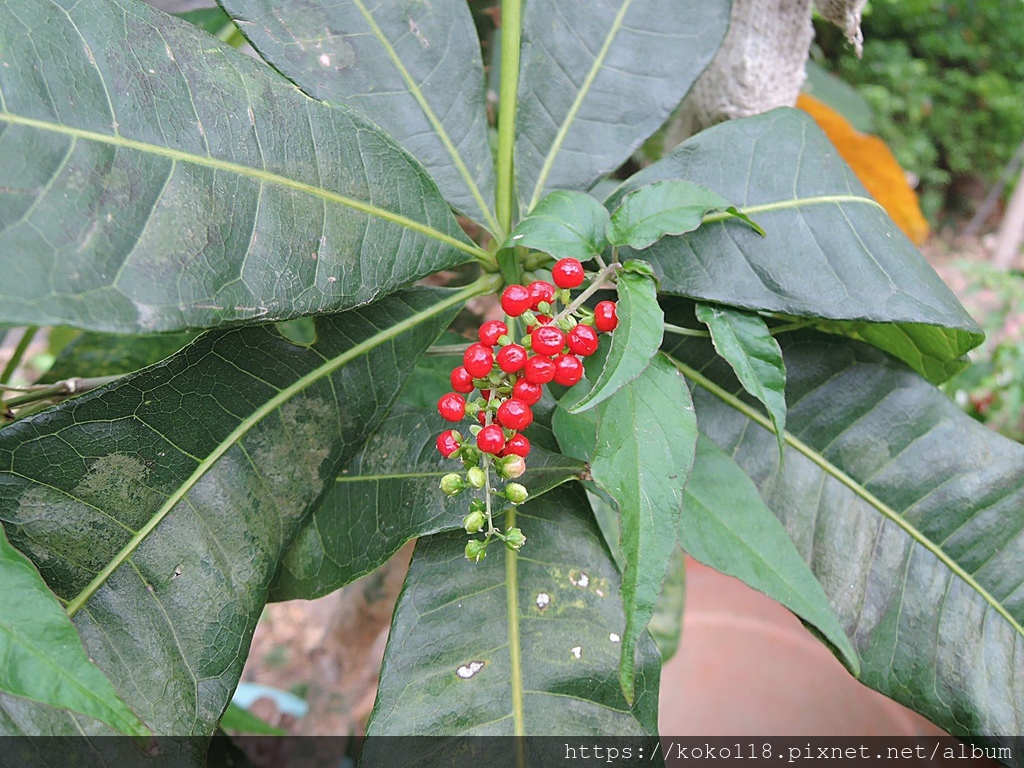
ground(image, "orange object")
xmin=797 ymin=93 xmax=929 ymax=245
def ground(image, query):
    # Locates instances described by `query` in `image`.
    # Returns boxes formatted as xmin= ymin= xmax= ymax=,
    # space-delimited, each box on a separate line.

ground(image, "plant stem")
xmin=4 ymin=375 xmax=122 ymax=408
xmin=425 ymin=343 xmax=470 ymax=356
xmin=1 ymin=326 xmax=39 ymax=385
xmin=663 ymin=323 xmax=711 ymax=339
xmin=550 ymin=262 xmax=621 ymax=324
xmin=495 ymin=0 xmax=523 ymax=236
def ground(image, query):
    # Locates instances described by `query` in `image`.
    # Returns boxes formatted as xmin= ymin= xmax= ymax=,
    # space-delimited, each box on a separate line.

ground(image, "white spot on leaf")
xmin=318 ymin=53 xmax=331 ymax=67
xmin=609 ymin=633 xmax=620 ymax=643
xmin=568 ymin=570 xmax=589 ymax=588
xmin=456 ymin=661 xmax=484 ymax=679
xmin=535 ymin=592 xmax=550 ymax=611
xmin=570 ymin=646 xmax=582 ymax=659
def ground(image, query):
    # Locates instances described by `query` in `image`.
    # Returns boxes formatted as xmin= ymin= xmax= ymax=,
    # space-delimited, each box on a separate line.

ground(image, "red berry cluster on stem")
xmin=434 ymin=258 xmax=618 ymax=562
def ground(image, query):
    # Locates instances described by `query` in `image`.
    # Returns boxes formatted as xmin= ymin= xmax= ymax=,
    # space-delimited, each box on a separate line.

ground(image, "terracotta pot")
xmin=659 ymin=560 xmax=946 ymax=736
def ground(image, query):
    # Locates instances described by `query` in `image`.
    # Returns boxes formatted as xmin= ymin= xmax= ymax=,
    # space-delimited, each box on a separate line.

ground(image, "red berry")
xmin=552 ymin=258 xmax=585 ymax=289
xmin=552 ymin=354 xmax=584 ymax=386
xmin=496 ymin=398 xmax=534 ymax=431
xmin=436 ymin=430 xmax=460 ymax=458
xmin=463 ymin=343 xmax=494 ymax=378
xmin=437 ymin=392 xmax=466 ymax=422
xmin=528 ymin=280 xmax=556 ymax=309
xmin=479 ymin=389 xmax=492 ymax=401
xmin=594 ymin=300 xmax=618 ymax=332
xmin=450 ymin=366 xmax=475 ymax=393
xmin=524 ymin=355 xmax=555 ymax=384
xmin=567 ymin=324 xmax=599 ymax=356
xmin=477 ymin=424 xmax=506 ymax=455
xmin=512 ymin=378 xmax=543 ymax=406
xmin=496 ymin=343 xmax=528 ymax=373
xmin=504 ymin=433 xmax=531 ymax=457
xmin=478 ymin=319 xmax=508 ymax=346
xmin=501 ymin=285 xmax=533 ymax=317
xmin=532 ymin=325 xmax=566 ymax=356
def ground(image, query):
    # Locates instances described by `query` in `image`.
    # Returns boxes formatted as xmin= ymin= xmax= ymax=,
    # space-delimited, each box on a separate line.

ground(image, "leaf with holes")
xmin=0 ymin=0 xmax=479 ymax=333
xmin=365 ymin=484 xmax=662 ymax=738
xmin=666 ymin=328 xmax=1024 ymax=736
xmin=0 ymin=286 xmax=468 ymax=735
xmin=608 ymin=109 xmax=981 ymax=382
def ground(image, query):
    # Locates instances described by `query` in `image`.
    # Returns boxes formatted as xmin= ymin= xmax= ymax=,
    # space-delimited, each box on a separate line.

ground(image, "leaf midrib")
xmin=672 ymin=356 xmax=1024 ymax=641
xmin=527 ymin=0 xmax=635 ymax=211
xmin=63 ymin=279 xmax=496 ymax=617
xmin=0 ymin=112 xmax=488 ymax=261
xmin=349 ymin=0 xmax=500 ymax=236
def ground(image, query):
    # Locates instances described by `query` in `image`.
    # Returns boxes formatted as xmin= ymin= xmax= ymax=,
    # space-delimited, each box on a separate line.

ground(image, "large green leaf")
xmin=0 ymin=524 xmax=148 ymax=736
xmin=0 ymin=285 xmax=469 ymax=735
xmin=514 ymin=0 xmax=730 ymax=213
xmin=505 ymin=190 xmax=610 ymax=261
xmin=365 ymin=484 xmax=662 ymax=736
xmin=271 ymin=405 xmax=586 ymax=600
xmin=591 ymin=354 xmax=696 ymax=703
xmin=681 ymin=435 xmax=858 ymax=673
xmin=221 ymin=0 xmax=498 ymax=233
xmin=666 ymin=328 xmax=1024 ymax=737
xmin=0 ymin=0 xmax=481 ymax=333
xmin=609 ymin=109 xmax=981 ymax=382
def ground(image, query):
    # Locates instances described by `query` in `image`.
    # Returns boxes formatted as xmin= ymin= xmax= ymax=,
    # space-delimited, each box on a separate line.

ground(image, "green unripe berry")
xmin=504 ymin=482 xmax=529 ymax=505
xmin=463 ymin=510 xmax=486 ymax=534
xmin=465 ymin=539 xmax=487 ymax=563
xmin=520 ymin=309 xmax=538 ymax=327
xmin=467 ymin=466 xmax=487 ymax=489
xmin=504 ymin=527 xmax=526 ymax=550
xmin=440 ymin=473 xmax=466 ymax=496
xmin=469 ymin=498 xmax=486 ymax=514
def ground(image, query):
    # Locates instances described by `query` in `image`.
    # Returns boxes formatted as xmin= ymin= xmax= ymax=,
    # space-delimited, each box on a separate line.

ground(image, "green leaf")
xmin=647 ymin=546 xmax=686 ymax=662
xmin=220 ymin=0 xmax=498 ymax=233
xmin=0 ymin=523 xmax=149 ymax=737
xmin=669 ymin=330 xmax=1024 ymax=737
xmin=0 ymin=285 xmax=469 ymax=735
xmin=0 ymin=0 xmax=481 ymax=333
xmin=590 ymin=354 xmax=697 ymax=704
xmin=174 ymin=7 xmax=232 ymax=36
xmin=271 ymin=405 xmax=585 ymax=600
xmin=219 ymin=702 xmax=285 ymax=736
xmin=505 ymin=190 xmax=609 ymax=260
xmin=680 ymin=435 xmax=859 ymax=673
xmin=695 ymin=304 xmax=787 ymax=455
xmin=608 ymin=179 xmax=741 ymax=250
xmin=365 ymin=484 xmax=662 ymax=736
xmin=515 ymin=0 xmax=730 ymax=212
xmin=40 ymin=332 xmax=197 ymax=383
xmin=608 ymin=109 xmax=982 ymax=381
xmin=569 ymin=267 xmax=662 ymax=413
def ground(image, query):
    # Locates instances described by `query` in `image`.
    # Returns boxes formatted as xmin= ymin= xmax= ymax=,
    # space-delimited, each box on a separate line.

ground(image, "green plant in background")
xmin=944 ymin=263 xmax=1024 ymax=443
xmin=815 ymin=0 xmax=1024 ymax=221
xmin=0 ymin=0 xmax=1022 ymax=756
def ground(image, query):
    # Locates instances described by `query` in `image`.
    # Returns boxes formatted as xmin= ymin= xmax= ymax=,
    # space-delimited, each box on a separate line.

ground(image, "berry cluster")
xmin=435 ymin=258 xmax=619 ymax=562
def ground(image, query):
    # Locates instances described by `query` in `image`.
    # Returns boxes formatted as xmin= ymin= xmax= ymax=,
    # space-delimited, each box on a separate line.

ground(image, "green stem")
xmin=425 ymin=343 xmax=471 ymax=356
xmin=670 ymin=355 xmax=1024 ymax=641
xmin=1 ymin=326 xmax=39 ymax=385
xmin=504 ymin=503 xmax=526 ymax=738
xmin=4 ymin=375 xmax=121 ymax=408
xmin=65 ymin=275 xmax=499 ymax=618
xmin=550 ymin=262 xmax=620 ymax=324
xmin=663 ymin=323 xmax=711 ymax=339
xmin=768 ymin=319 xmax=817 ymax=336
xmin=495 ymin=0 xmax=523 ymax=237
